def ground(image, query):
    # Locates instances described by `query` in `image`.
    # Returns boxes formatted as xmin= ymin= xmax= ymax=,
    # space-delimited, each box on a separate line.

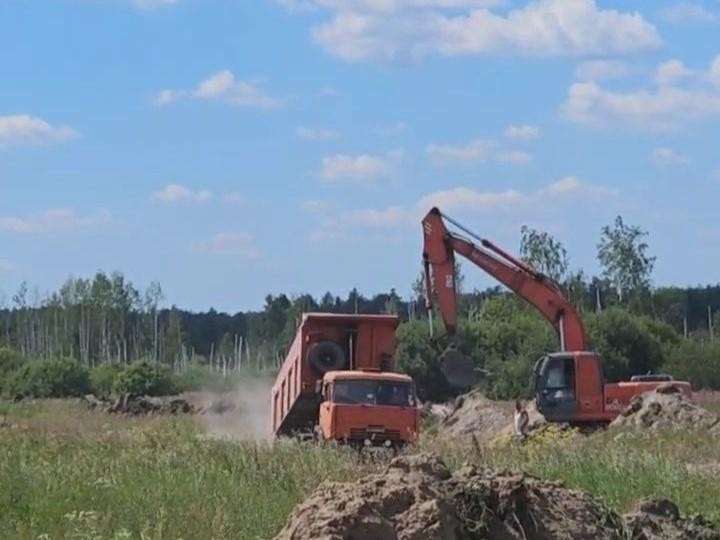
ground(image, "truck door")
xmin=575 ymin=353 xmax=604 ymax=419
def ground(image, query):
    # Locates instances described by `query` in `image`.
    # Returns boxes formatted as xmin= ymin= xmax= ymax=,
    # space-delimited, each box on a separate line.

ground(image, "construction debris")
xmin=611 ymin=387 xmax=720 ymax=433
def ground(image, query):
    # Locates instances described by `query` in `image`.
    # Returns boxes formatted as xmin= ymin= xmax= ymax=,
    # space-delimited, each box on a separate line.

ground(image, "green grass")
xmin=1 ymin=401 xmax=719 ymax=539
xmin=429 ymin=428 xmax=720 ymax=523
xmin=0 ymin=402 xmax=368 ymax=540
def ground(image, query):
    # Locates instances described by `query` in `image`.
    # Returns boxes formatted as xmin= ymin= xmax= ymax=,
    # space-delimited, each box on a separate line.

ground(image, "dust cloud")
xmin=191 ymin=377 xmax=275 ymax=442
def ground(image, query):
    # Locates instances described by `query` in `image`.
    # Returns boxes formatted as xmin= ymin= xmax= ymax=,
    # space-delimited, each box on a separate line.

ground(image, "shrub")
xmin=586 ymin=308 xmax=671 ymax=381
xmin=89 ymin=364 xmax=122 ymax=397
xmin=112 ymin=362 xmax=177 ymax=397
xmin=395 ymin=321 xmax=451 ymax=403
xmin=7 ymin=358 xmax=91 ymax=398
xmin=0 ymin=347 xmax=24 ymax=395
xmin=664 ymin=340 xmax=720 ymax=390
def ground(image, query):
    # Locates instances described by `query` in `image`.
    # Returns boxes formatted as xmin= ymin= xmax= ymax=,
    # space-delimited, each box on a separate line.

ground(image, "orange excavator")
xmin=422 ymin=207 xmax=691 ymax=425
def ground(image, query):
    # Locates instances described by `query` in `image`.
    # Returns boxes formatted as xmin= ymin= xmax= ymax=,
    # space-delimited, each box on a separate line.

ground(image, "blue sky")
xmin=0 ymin=0 xmax=719 ymax=312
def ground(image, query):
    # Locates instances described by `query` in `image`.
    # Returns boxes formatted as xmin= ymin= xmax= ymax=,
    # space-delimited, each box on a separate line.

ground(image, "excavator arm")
xmin=422 ymin=207 xmax=588 ymax=352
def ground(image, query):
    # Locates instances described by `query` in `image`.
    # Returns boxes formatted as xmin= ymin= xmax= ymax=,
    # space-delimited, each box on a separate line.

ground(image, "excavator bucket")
xmin=441 ymin=348 xmax=477 ymax=390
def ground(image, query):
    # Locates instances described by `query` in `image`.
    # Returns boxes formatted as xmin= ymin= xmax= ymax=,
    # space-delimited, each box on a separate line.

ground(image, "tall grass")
xmin=1 ymin=401 xmax=719 ymax=539
xmin=0 ymin=402 xmax=367 ymax=540
xmin=430 ymin=428 xmax=720 ymax=523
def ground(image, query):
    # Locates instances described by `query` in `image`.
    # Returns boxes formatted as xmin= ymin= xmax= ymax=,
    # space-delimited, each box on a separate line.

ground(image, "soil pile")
xmin=624 ymin=499 xmax=720 ymax=540
xmin=610 ymin=387 xmax=720 ymax=433
xmin=274 ymin=453 xmax=627 ymax=540
xmin=439 ymin=391 xmax=515 ymax=440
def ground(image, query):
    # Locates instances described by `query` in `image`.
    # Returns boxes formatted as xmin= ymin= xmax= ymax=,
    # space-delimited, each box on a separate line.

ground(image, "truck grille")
xmin=349 ymin=428 xmax=402 ymax=441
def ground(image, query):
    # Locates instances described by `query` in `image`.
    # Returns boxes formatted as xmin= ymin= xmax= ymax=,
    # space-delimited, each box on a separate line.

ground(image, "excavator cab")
xmin=535 ymin=351 xmax=607 ymax=423
xmin=535 ymin=353 xmax=578 ymax=422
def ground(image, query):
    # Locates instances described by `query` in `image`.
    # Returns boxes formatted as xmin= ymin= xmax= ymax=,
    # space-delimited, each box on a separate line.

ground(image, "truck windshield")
xmin=333 ymin=380 xmax=416 ymax=407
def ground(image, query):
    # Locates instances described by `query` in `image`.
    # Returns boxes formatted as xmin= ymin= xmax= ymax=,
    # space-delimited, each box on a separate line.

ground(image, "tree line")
xmin=0 ymin=215 xmax=718 ymax=400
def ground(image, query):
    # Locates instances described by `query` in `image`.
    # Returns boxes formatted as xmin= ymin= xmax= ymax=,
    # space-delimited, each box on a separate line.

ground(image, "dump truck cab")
xmin=318 ymin=370 xmax=418 ymax=447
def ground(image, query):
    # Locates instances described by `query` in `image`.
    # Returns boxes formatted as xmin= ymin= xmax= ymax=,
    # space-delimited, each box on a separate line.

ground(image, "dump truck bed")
xmin=271 ymin=313 xmax=400 ymax=437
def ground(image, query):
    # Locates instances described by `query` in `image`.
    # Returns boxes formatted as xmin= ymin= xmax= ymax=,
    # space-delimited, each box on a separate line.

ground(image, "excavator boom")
xmin=422 ymin=207 xmax=588 ymax=352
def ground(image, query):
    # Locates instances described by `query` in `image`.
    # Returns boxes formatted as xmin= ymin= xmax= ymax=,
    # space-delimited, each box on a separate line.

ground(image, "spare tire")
xmin=308 ymin=341 xmax=347 ymax=375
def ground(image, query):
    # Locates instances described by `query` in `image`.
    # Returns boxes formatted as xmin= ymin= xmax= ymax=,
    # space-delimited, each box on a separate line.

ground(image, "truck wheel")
xmin=308 ymin=341 xmax=347 ymax=375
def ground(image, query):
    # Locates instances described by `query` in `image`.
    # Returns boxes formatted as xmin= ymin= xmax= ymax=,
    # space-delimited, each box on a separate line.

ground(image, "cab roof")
xmin=323 ymin=370 xmax=413 ymax=383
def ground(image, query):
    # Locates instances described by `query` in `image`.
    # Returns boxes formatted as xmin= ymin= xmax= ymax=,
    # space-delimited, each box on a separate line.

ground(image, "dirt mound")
xmin=274 ymin=453 xmax=626 ymax=540
xmin=439 ymin=391 xmax=514 ymax=440
xmin=624 ymin=499 xmax=720 ymax=540
xmin=610 ymin=388 xmax=720 ymax=433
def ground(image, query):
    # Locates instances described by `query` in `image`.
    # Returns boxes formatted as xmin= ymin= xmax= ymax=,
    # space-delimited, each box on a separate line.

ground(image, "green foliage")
xmin=586 ymin=308 xmax=671 ymax=381
xmin=664 ymin=340 xmax=720 ymax=390
xmin=112 ymin=362 xmax=176 ymax=397
xmin=0 ymin=347 xmax=23 ymax=394
xmin=171 ymin=364 xmax=248 ymax=393
xmin=598 ymin=216 xmax=656 ymax=301
xmin=395 ymin=321 xmax=450 ymax=402
xmin=519 ymin=225 xmax=569 ymax=282
xmin=7 ymin=358 xmax=90 ymax=398
xmin=462 ymin=295 xmax=555 ymax=399
xmin=89 ymin=364 xmax=122 ymax=397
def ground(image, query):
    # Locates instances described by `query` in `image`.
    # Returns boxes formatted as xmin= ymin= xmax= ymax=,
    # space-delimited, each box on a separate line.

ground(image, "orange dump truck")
xmin=271 ymin=313 xmax=419 ymax=448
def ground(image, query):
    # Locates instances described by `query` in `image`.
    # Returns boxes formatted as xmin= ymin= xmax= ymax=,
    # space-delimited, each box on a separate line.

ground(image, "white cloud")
xmin=575 ymin=60 xmax=630 ymax=81
xmin=652 ymin=147 xmax=689 ymax=167
xmin=193 ymin=232 xmax=259 ymax=259
xmin=288 ymin=0 xmax=661 ymax=62
xmin=658 ymin=2 xmax=719 ymax=24
xmin=544 ymin=176 xmax=583 ymax=195
xmin=655 ymin=59 xmax=692 ymax=87
xmin=153 ymin=89 xmax=181 ymax=106
xmin=154 ymin=71 xmax=282 ymax=109
xmin=426 ymin=139 xmax=531 ymax=165
xmin=320 ymin=151 xmax=401 ymax=181
xmin=563 ymin=56 xmax=720 ymax=131
xmin=0 ymin=115 xmax=78 ymax=148
xmin=297 ymin=127 xmax=340 ymax=140
xmin=0 ymin=209 xmax=109 ymax=234
xmin=151 ymin=184 xmax=213 ymax=203
xmin=426 ymin=139 xmax=494 ymax=163
xmin=503 ymin=125 xmax=539 ymax=140
xmin=0 ymin=259 xmax=17 ymax=272
xmin=417 ymin=187 xmax=523 ymax=212
xmin=308 ymin=177 xmax=615 ymax=238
